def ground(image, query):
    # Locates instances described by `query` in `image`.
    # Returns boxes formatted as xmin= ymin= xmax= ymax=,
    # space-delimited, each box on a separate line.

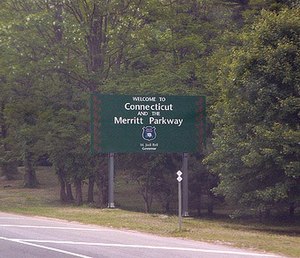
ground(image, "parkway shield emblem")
xmin=142 ymin=126 xmax=157 ymax=141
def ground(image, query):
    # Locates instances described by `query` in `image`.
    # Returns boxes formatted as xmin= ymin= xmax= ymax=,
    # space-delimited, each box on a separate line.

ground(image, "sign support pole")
xmin=182 ymin=153 xmax=189 ymax=217
xmin=177 ymin=170 xmax=183 ymax=231
xmin=178 ymin=180 xmax=182 ymax=231
xmin=108 ymin=153 xmax=115 ymax=208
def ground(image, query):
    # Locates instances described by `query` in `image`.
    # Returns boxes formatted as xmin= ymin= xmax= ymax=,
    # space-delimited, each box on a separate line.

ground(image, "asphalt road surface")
xmin=0 ymin=212 xmax=282 ymax=258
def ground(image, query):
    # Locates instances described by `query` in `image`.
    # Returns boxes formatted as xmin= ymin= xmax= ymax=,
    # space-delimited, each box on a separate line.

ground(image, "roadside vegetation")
xmin=0 ymin=1 xmax=299 ymax=257
xmin=0 ymin=167 xmax=299 ymax=257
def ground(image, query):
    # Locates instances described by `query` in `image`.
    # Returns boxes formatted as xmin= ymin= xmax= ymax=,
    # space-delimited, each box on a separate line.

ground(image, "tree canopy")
xmin=205 ymin=7 xmax=300 ymax=217
xmin=0 ymin=0 xmax=299 ymax=217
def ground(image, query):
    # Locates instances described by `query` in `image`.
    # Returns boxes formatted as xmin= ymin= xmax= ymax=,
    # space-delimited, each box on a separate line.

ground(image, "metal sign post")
xmin=182 ymin=153 xmax=189 ymax=216
xmin=177 ymin=170 xmax=183 ymax=231
xmin=108 ymin=153 xmax=115 ymax=208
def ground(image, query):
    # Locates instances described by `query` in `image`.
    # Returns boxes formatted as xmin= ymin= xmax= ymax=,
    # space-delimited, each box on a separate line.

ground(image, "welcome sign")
xmin=90 ymin=94 xmax=206 ymax=153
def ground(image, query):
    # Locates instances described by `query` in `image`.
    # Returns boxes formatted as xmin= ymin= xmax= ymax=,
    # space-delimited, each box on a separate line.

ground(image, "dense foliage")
xmin=205 ymin=7 xmax=300 ymax=217
xmin=0 ymin=0 xmax=299 ymax=217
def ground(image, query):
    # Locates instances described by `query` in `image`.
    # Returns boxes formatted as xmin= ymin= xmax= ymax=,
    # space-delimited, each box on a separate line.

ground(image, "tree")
xmin=0 ymin=45 xmax=19 ymax=180
xmin=205 ymin=7 xmax=300 ymax=218
xmin=122 ymin=153 xmax=180 ymax=213
xmin=189 ymin=154 xmax=219 ymax=216
xmin=0 ymin=0 xmax=57 ymax=187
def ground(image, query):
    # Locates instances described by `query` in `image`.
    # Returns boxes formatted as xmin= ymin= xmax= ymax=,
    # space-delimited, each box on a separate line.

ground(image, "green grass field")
xmin=0 ymin=167 xmax=299 ymax=257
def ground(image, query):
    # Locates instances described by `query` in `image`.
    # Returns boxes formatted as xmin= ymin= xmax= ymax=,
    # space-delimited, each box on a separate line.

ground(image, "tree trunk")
xmin=289 ymin=202 xmax=295 ymax=219
xmin=207 ymin=202 xmax=214 ymax=215
xmin=23 ymin=151 xmax=38 ymax=188
xmin=264 ymin=208 xmax=271 ymax=219
xmin=95 ymin=176 xmax=104 ymax=208
xmin=197 ymin=194 xmax=202 ymax=217
xmin=165 ymin=200 xmax=170 ymax=213
xmin=87 ymin=175 xmax=95 ymax=203
xmin=54 ymin=1 xmax=63 ymax=42
xmin=74 ymin=178 xmax=83 ymax=206
xmin=142 ymin=187 xmax=153 ymax=213
xmin=207 ymin=191 xmax=214 ymax=215
xmin=66 ymin=183 xmax=74 ymax=201
xmin=2 ymin=161 xmax=18 ymax=180
xmin=1 ymin=104 xmax=18 ymax=180
xmin=95 ymin=162 xmax=107 ymax=208
xmin=57 ymin=171 xmax=67 ymax=203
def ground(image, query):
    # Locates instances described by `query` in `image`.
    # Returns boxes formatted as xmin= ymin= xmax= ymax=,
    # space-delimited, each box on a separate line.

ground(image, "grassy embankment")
xmin=0 ymin=166 xmax=299 ymax=257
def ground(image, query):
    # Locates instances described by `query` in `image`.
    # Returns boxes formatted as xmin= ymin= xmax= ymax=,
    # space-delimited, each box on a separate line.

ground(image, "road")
xmin=0 ymin=212 xmax=282 ymax=258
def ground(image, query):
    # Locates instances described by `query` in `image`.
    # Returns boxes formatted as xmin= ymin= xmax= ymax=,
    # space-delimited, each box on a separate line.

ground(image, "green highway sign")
xmin=90 ymin=94 xmax=206 ymax=153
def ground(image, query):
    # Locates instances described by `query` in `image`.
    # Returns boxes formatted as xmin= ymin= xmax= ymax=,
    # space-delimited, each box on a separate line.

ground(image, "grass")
xmin=0 ymin=167 xmax=299 ymax=257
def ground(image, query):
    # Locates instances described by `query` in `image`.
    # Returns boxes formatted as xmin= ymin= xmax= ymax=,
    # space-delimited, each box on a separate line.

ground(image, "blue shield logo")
xmin=142 ymin=126 xmax=157 ymax=141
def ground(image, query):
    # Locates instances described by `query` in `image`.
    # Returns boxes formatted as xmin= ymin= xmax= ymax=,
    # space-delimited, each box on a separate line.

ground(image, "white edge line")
xmin=0 ymin=225 xmax=104 ymax=231
xmin=0 ymin=224 xmax=282 ymax=257
xmin=8 ymin=239 xmax=281 ymax=257
xmin=0 ymin=237 xmax=92 ymax=258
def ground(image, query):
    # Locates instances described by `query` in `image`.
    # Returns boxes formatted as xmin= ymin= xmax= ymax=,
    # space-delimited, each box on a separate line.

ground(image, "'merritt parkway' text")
xmin=114 ymin=116 xmax=183 ymax=127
